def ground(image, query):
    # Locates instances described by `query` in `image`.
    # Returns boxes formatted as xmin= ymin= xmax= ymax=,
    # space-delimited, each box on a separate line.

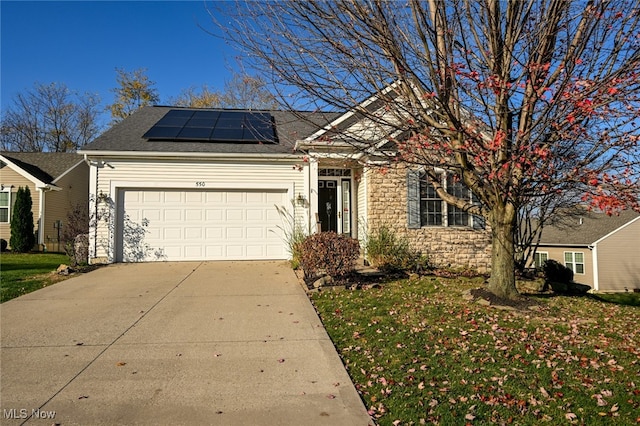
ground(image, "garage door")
xmin=117 ymin=189 xmax=287 ymax=262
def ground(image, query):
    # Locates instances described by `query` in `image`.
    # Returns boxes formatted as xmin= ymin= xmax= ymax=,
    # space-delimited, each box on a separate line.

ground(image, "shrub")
xmin=0 ymin=239 xmax=7 ymax=252
xmin=9 ymin=186 xmax=35 ymax=252
xmin=274 ymin=204 xmax=308 ymax=269
xmin=62 ymin=202 xmax=90 ymax=266
xmin=365 ymin=225 xmax=428 ymax=272
xmin=299 ymin=232 xmax=360 ymax=279
xmin=543 ymin=259 xmax=574 ymax=284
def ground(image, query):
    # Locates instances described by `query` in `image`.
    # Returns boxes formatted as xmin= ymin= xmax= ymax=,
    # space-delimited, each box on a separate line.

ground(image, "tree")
xmin=9 ymin=186 xmax=35 ymax=252
xmin=217 ymin=0 xmax=640 ymax=299
xmin=108 ymin=68 xmax=160 ymax=123
xmin=170 ymin=74 xmax=278 ymax=109
xmin=1 ymin=82 xmax=101 ymax=152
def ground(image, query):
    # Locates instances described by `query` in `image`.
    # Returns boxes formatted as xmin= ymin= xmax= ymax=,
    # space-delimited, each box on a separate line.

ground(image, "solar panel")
xmin=142 ymin=109 xmax=277 ymax=144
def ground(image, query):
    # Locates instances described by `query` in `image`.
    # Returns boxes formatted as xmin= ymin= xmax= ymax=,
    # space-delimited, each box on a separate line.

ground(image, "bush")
xmin=0 ymin=239 xmax=7 ymax=252
xmin=299 ymin=232 xmax=360 ymax=279
xmin=365 ymin=225 xmax=428 ymax=272
xmin=62 ymin=202 xmax=90 ymax=266
xmin=543 ymin=259 xmax=574 ymax=284
xmin=9 ymin=186 xmax=35 ymax=252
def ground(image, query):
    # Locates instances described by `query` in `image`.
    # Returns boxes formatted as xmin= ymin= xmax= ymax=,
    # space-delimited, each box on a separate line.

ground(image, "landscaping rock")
xmin=57 ymin=264 xmax=74 ymax=275
xmin=313 ymin=275 xmax=333 ymax=289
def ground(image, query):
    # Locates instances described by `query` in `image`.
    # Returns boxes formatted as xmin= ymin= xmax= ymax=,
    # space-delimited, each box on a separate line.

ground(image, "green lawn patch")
xmin=312 ymin=277 xmax=640 ymax=425
xmin=0 ymin=252 xmax=69 ymax=302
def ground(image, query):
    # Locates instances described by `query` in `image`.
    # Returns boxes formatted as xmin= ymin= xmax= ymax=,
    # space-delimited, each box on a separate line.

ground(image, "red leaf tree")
xmin=217 ymin=0 xmax=640 ymax=299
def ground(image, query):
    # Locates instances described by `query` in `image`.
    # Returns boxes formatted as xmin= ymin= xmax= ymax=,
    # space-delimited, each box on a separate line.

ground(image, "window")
xmin=564 ymin=252 xmax=585 ymax=274
xmin=408 ymin=170 xmax=484 ymax=229
xmin=0 ymin=191 xmax=10 ymax=223
xmin=419 ymin=174 xmax=443 ymax=226
xmin=533 ymin=251 xmax=548 ymax=269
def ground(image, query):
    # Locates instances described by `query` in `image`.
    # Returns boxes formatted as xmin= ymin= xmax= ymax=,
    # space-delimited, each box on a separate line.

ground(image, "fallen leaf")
xmin=465 ymin=413 xmax=476 ymax=421
xmin=116 ymin=362 xmax=127 ymax=366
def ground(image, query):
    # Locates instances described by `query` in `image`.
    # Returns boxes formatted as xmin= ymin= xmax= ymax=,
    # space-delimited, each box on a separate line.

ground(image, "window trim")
xmin=408 ymin=170 xmax=484 ymax=229
xmin=564 ymin=251 xmax=585 ymax=275
xmin=533 ymin=251 xmax=549 ymax=269
xmin=0 ymin=189 xmax=11 ymax=223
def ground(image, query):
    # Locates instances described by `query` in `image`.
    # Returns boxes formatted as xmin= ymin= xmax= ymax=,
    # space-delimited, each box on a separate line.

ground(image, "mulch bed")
xmin=469 ymin=287 xmax=542 ymax=311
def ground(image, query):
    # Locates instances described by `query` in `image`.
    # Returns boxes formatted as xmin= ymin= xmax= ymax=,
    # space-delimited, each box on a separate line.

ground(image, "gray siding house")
xmin=536 ymin=209 xmax=640 ymax=292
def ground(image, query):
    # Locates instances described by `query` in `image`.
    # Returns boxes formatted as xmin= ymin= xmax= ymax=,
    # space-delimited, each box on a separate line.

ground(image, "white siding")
xmin=357 ymin=166 xmax=369 ymax=246
xmin=90 ymin=157 xmax=307 ymax=262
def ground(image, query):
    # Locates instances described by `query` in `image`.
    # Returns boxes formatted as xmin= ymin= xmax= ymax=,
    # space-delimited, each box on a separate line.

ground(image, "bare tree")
xmin=216 ymin=0 xmax=640 ymax=299
xmin=1 ymin=82 xmax=101 ymax=152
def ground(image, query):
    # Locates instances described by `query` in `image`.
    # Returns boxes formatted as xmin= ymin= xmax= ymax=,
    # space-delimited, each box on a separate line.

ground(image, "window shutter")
xmin=407 ymin=170 xmax=421 ymax=229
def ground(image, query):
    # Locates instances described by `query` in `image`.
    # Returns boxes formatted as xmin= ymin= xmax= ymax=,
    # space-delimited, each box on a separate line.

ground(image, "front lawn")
xmin=0 ymin=252 xmax=69 ymax=302
xmin=312 ymin=277 xmax=640 ymax=425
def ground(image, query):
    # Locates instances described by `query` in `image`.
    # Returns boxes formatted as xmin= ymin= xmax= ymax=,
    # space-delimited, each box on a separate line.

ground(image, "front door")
xmin=318 ymin=180 xmax=338 ymax=232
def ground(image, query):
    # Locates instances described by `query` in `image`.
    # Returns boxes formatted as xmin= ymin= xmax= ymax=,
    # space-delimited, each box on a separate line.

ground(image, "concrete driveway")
xmin=1 ymin=261 xmax=372 ymax=425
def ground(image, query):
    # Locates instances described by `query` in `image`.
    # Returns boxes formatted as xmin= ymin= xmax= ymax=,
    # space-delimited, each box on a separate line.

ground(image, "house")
xmin=79 ymin=104 xmax=491 ymax=270
xmin=535 ymin=209 xmax=640 ymax=292
xmin=0 ymin=152 xmax=89 ymax=252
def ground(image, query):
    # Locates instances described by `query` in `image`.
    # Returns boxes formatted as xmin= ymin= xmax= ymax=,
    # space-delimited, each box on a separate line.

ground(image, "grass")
xmin=312 ymin=277 xmax=640 ymax=425
xmin=0 ymin=252 xmax=69 ymax=302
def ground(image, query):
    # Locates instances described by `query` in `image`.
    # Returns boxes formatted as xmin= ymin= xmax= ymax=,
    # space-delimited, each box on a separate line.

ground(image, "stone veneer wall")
xmin=365 ymin=164 xmax=492 ymax=273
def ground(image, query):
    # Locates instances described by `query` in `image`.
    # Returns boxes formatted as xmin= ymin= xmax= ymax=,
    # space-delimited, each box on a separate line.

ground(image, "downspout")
xmin=84 ymin=154 xmax=99 ymax=262
xmin=589 ymin=243 xmax=599 ymax=292
xmin=38 ymin=187 xmax=45 ymax=250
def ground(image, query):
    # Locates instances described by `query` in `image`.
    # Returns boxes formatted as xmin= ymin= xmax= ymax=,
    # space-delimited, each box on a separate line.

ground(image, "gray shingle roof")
xmin=81 ymin=106 xmax=341 ymax=155
xmin=538 ymin=209 xmax=640 ymax=246
xmin=0 ymin=152 xmax=84 ymax=184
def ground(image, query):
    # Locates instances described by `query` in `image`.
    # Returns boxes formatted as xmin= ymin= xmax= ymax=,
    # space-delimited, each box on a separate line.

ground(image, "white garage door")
xmin=117 ymin=189 xmax=287 ymax=262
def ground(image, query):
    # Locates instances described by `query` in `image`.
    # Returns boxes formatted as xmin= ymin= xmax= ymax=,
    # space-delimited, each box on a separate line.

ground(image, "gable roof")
xmin=0 ymin=152 xmax=84 ymax=186
xmin=538 ymin=209 xmax=640 ymax=246
xmin=80 ymin=106 xmax=341 ymax=155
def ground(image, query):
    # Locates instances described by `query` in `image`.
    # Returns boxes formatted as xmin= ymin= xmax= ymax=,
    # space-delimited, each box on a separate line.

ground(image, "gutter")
xmin=78 ymin=150 xmax=303 ymax=161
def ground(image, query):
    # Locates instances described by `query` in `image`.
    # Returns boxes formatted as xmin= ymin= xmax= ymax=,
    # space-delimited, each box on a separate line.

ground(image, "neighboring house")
xmin=535 ymin=209 xmax=640 ymax=292
xmin=79 ymin=103 xmax=491 ymax=270
xmin=0 ymin=152 xmax=89 ymax=252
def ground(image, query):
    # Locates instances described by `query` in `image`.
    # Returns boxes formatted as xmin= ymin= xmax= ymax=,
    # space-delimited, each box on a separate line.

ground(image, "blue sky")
xmin=1 ymin=1 xmax=240 ymax=126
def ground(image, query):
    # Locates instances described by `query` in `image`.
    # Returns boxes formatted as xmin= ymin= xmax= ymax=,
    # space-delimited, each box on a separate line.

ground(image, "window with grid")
xmin=446 ymin=175 xmax=470 ymax=226
xmin=534 ymin=251 xmax=548 ymax=269
xmin=564 ymin=252 xmax=585 ymax=274
xmin=0 ymin=191 xmax=10 ymax=223
xmin=409 ymin=170 xmax=485 ymax=229
xmin=419 ymin=174 xmax=443 ymax=226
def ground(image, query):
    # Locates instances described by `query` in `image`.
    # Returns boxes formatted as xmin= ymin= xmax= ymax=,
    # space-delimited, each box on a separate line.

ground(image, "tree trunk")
xmin=487 ymin=204 xmax=520 ymax=300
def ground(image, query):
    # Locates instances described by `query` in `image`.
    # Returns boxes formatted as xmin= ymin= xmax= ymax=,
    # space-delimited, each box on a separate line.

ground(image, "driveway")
xmin=1 ymin=261 xmax=372 ymax=425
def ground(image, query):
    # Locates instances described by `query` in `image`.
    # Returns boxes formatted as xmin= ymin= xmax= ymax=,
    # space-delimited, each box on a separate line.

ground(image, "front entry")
xmin=318 ymin=180 xmax=338 ymax=232
xmin=317 ymin=171 xmax=352 ymax=235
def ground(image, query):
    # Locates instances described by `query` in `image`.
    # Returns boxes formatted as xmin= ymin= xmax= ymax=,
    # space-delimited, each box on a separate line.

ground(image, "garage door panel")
xmin=164 ymin=209 xmax=183 ymax=221
xmin=226 ymin=192 xmax=244 ymax=203
xmin=205 ymin=209 xmax=223 ymax=221
xmin=164 ymin=192 xmax=182 ymax=203
xmin=185 ymin=192 xmax=203 ymax=203
xmin=246 ymin=227 xmax=264 ymax=239
xmin=225 ymin=209 xmax=244 ymax=221
xmin=119 ymin=189 xmax=288 ymax=262
xmin=144 ymin=209 xmax=162 ymax=221
xmin=246 ymin=209 xmax=264 ymax=221
xmin=143 ymin=192 xmax=161 ymax=202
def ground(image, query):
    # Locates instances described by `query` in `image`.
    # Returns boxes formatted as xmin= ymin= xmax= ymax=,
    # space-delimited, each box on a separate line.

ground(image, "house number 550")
xmin=195 ymin=181 xmax=205 ymax=187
